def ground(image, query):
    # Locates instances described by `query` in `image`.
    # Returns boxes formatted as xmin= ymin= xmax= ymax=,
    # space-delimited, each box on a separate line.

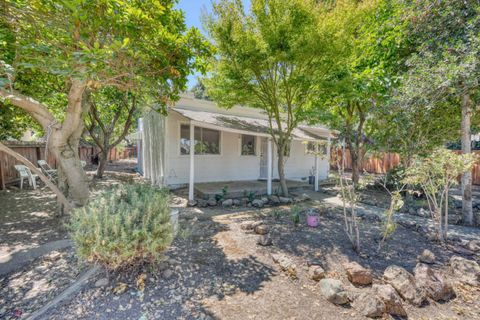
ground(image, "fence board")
xmin=330 ymin=148 xmax=480 ymax=185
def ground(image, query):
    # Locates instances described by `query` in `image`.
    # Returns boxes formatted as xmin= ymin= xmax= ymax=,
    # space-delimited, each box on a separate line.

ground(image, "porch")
xmin=195 ymin=179 xmax=312 ymax=199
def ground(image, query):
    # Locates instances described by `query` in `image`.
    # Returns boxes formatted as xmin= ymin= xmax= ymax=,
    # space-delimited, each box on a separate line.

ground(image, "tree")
xmin=397 ymin=0 xmax=480 ymax=225
xmin=403 ymin=149 xmax=475 ymax=242
xmin=316 ymin=0 xmax=411 ymax=186
xmin=205 ymin=0 xmax=327 ymax=196
xmin=191 ymin=79 xmax=211 ymax=101
xmin=0 ymin=0 xmax=209 ymax=206
xmin=85 ymin=88 xmax=139 ymax=178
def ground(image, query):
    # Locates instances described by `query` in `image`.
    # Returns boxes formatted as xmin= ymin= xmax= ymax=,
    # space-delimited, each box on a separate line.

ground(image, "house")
xmin=139 ymin=93 xmax=333 ymax=201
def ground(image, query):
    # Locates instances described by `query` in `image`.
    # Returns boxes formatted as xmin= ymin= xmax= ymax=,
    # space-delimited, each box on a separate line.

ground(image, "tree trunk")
xmin=351 ymin=151 xmax=360 ymax=187
xmin=461 ymin=93 xmax=473 ymax=226
xmin=277 ymin=142 xmax=288 ymax=197
xmin=95 ymin=148 xmax=109 ymax=178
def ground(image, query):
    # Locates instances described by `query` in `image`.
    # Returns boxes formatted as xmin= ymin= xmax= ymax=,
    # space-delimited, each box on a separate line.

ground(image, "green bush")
xmin=69 ymin=184 xmax=173 ymax=270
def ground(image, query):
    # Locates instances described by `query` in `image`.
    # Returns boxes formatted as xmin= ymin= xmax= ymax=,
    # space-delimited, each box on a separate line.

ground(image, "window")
xmin=241 ymin=135 xmax=256 ymax=156
xmin=305 ymin=140 xmax=328 ymax=155
xmin=180 ymin=124 xmax=220 ymax=155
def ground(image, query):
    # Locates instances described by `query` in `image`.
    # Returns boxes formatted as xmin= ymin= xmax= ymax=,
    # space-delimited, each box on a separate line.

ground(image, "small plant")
xmin=244 ymin=189 xmax=256 ymax=203
xmin=291 ymin=205 xmax=301 ymax=227
xmin=69 ymin=183 xmax=173 ymax=270
xmin=215 ymin=185 xmax=229 ymax=202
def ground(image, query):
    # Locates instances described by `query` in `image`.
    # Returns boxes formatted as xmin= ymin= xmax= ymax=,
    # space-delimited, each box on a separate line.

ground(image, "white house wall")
xmin=164 ymin=111 xmax=329 ymax=186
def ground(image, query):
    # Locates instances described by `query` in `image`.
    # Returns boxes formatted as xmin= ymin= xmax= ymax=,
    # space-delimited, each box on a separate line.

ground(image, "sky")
xmin=176 ymin=0 xmax=250 ymax=88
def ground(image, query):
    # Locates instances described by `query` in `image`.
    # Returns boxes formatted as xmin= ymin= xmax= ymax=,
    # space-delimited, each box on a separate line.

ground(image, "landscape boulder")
xmin=261 ymin=197 xmax=269 ymax=204
xmin=383 ymin=265 xmax=426 ymax=306
xmin=233 ymin=199 xmax=241 ymax=206
xmin=319 ymin=279 xmax=349 ymax=305
xmin=271 ymin=253 xmax=297 ymax=278
xmin=352 ymin=292 xmax=386 ymax=318
xmin=343 ymin=261 xmax=373 ymax=285
xmin=222 ymin=199 xmax=233 ymax=207
xmin=467 ymin=239 xmax=480 ymax=252
xmin=308 ymin=265 xmax=326 ymax=281
xmin=268 ymin=195 xmax=280 ymax=204
xmin=414 ymin=263 xmax=455 ymax=301
xmin=257 ymin=234 xmax=272 ymax=246
xmin=418 ymin=249 xmax=435 ymax=264
xmin=207 ymin=198 xmax=217 ymax=206
xmin=252 ymin=199 xmax=264 ymax=208
xmin=449 ymin=256 xmax=480 ymax=286
xmin=372 ymin=284 xmax=406 ymax=317
xmin=254 ymin=224 xmax=270 ymax=235
xmin=197 ymin=199 xmax=208 ymax=208
xmin=279 ymin=196 xmax=292 ymax=204
xmin=187 ymin=200 xmax=197 ymax=207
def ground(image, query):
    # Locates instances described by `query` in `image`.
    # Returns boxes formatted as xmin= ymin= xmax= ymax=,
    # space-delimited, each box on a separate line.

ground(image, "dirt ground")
xmin=1 ymin=163 xmax=479 ymax=320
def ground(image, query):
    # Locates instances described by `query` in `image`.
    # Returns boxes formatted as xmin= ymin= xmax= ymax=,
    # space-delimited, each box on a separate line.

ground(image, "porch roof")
xmin=172 ymin=107 xmax=330 ymax=141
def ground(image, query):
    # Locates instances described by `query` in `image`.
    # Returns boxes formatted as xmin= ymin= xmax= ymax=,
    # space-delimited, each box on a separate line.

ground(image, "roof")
xmin=172 ymin=106 xmax=331 ymax=141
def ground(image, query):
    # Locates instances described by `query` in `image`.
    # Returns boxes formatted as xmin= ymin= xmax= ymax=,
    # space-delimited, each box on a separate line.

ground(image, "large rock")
xmin=467 ymin=239 xmax=480 ymax=252
xmin=233 ymin=199 xmax=241 ymax=206
xmin=268 ymin=195 xmax=280 ymax=204
xmin=383 ymin=265 xmax=426 ymax=306
xmin=279 ymin=196 xmax=292 ymax=204
xmin=271 ymin=253 xmax=296 ymax=278
xmin=372 ymin=284 xmax=406 ymax=317
xmin=222 ymin=199 xmax=233 ymax=207
xmin=257 ymin=234 xmax=272 ymax=246
xmin=254 ymin=224 xmax=269 ymax=235
xmin=449 ymin=256 xmax=480 ymax=286
xmin=343 ymin=261 xmax=373 ymax=285
xmin=414 ymin=263 xmax=455 ymax=302
xmin=252 ymin=199 xmax=264 ymax=208
xmin=308 ymin=265 xmax=326 ymax=281
xmin=352 ymin=292 xmax=386 ymax=318
xmin=207 ymin=198 xmax=217 ymax=206
xmin=319 ymin=279 xmax=349 ymax=305
xmin=197 ymin=199 xmax=208 ymax=207
xmin=418 ymin=249 xmax=435 ymax=264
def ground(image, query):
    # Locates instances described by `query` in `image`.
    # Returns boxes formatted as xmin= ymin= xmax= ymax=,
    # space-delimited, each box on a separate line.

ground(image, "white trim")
xmin=267 ymin=138 xmax=272 ymax=195
xmin=315 ymin=142 xmax=320 ymax=192
xmin=188 ymin=122 xmax=195 ymax=201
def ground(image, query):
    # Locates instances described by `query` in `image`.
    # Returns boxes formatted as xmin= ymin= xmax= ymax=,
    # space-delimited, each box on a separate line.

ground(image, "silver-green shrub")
xmin=69 ymin=184 xmax=173 ymax=270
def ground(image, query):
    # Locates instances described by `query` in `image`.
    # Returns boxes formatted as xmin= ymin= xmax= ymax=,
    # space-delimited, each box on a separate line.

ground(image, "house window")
xmin=241 ymin=135 xmax=256 ymax=156
xmin=306 ymin=141 xmax=316 ymax=155
xmin=180 ymin=124 xmax=220 ymax=155
xmin=305 ymin=140 xmax=328 ymax=155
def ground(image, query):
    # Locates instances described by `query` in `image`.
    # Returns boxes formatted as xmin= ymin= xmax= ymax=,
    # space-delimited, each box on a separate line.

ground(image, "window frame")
xmin=179 ymin=123 xmax=222 ymax=156
xmin=240 ymin=134 xmax=257 ymax=156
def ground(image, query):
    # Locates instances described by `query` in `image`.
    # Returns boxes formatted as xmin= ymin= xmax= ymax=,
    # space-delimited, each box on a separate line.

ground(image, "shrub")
xmin=69 ymin=183 xmax=173 ymax=270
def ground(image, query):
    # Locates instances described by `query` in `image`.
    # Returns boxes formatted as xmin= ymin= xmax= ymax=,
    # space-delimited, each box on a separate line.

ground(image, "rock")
xmin=279 ymin=196 xmax=292 ymax=204
xmin=372 ymin=284 xmax=406 ymax=317
xmin=308 ymin=265 xmax=326 ymax=281
xmin=448 ymin=244 xmax=474 ymax=256
xmin=271 ymin=253 xmax=296 ymax=277
xmin=260 ymin=197 xmax=269 ymax=204
xmin=95 ymin=278 xmax=109 ymax=287
xmin=319 ymin=279 xmax=349 ymax=305
xmin=240 ymin=221 xmax=254 ymax=230
xmin=398 ymin=220 xmax=417 ymax=229
xmin=162 ymin=269 xmax=174 ymax=279
xmin=417 ymin=208 xmax=429 ymax=217
xmin=252 ymin=199 xmax=264 ymax=208
xmin=449 ymin=256 xmax=480 ymax=286
xmin=414 ymin=263 xmax=454 ymax=301
xmin=343 ymin=261 xmax=373 ymax=285
xmin=233 ymin=199 xmax=241 ymax=206
xmin=257 ymin=234 xmax=272 ymax=246
xmin=222 ymin=199 xmax=233 ymax=207
xmin=269 ymin=195 xmax=280 ymax=204
xmin=207 ymin=198 xmax=217 ymax=206
xmin=467 ymin=239 xmax=480 ymax=252
xmin=187 ymin=200 xmax=197 ymax=207
xmin=254 ymin=224 xmax=269 ymax=235
xmin=383 ymin=265 xmax=426 ymax=306
xmin=45 ymin=250 xmax=62 ymax=261
xmin=197 ymin=199 xmax=208 ymax=207
xmin=418 ymin=249 xmax=435 ymax=264
xmin=352 ymin=292 xmax=386 ymax=318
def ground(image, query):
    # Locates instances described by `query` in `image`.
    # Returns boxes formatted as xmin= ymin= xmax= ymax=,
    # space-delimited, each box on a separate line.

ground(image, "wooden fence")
xmin=0 ymin=142 xmax=136 ymax=189
xmin=330 ymin=148 xmax=480 ymax=185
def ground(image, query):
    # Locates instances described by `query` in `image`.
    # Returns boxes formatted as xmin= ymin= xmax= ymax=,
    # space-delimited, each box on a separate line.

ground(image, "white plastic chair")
xmin=14 ymin=165 xmax=39 ymax=189
xmin=37 ymin=160 xmax=57 ymax=180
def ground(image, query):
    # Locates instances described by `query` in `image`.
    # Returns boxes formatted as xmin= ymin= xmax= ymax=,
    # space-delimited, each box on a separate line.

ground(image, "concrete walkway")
xmin=305 ymin=190 xmax=480 ymax=242
xmin=0 ymin=239 xmax=73 ymax=276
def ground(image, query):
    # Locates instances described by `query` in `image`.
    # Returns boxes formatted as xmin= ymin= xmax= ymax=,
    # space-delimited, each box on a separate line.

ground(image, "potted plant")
xmin=306 ymin=208 xmax=319 ymax=227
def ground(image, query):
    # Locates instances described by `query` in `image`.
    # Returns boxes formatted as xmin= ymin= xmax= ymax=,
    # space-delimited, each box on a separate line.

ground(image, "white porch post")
xmin=267 ymin=138 xmax=272 ymax=195
xmin=327 ymin=136 xmax=331 ymax=177
xmin=315 ymin=141 xmax=320 ymax=192
xmin=188 ymin=122 xmax=195 ymax=201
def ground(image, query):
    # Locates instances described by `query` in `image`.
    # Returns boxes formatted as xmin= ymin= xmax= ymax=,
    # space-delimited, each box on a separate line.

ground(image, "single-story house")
xmin=139 ymin=93 xmax=333 ymax=201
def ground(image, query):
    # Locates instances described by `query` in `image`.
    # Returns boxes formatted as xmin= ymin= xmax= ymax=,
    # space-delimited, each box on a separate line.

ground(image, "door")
xmin=259 ymin=138 xmax=268 ymax=179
